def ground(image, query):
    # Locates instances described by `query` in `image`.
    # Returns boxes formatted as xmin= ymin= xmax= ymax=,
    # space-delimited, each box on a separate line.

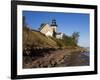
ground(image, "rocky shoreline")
xmin=23 ymin=48 xmax=89 ymax=68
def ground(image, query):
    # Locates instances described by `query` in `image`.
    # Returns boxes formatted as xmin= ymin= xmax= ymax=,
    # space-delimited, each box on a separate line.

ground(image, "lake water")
xmin=55 ymin=51 xmax=90 ymax=67
xmin=81 ymin=52 xmax=90 ymax=56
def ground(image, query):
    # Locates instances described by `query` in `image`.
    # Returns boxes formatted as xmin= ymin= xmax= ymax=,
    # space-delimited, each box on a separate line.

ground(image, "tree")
xmin=39 ymin=23 xmax=46 ymax=30
xmin=72 ymin=32 xmax=80 ymax=45
xmin=53 ymin=29 xmax=56 ymax=37
xmin=40 ymin=23 xmax=45 ymax=27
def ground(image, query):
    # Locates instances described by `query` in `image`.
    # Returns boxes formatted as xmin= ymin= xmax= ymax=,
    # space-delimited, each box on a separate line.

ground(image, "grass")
xmin=23 ymin=27 xmax=58 ymax=49
xmin=23 ymin=26 xmax=78 ymax=50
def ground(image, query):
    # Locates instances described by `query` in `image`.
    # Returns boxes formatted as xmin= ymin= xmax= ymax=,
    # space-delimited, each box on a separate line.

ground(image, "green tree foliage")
xmin=50 ymin=33 xmax=79 ymax=49
xmin=62 ymin=34 xmax=77 ymax=47
xmin=72 ymin=32 xmax=80 ymax=45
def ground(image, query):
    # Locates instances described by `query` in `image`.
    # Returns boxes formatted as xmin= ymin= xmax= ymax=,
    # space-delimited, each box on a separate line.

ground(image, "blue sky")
xmin=23 ymin=11 xmax=90 ymax=47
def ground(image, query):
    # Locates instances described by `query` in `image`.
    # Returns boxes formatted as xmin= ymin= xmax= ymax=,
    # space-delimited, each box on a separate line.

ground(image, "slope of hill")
xmin=23 ymin=26 xmax=78 ymax=50
xmin=23 ymin=27 xmax=58 ymax=49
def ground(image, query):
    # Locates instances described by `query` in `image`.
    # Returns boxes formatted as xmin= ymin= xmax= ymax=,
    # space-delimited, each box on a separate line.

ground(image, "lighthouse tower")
xmin=50 ymin=19 xmax=57 ymax=32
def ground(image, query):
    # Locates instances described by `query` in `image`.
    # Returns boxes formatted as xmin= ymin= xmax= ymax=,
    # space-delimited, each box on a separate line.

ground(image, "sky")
xmin=23 ymin=11 xmax=90 ymax=47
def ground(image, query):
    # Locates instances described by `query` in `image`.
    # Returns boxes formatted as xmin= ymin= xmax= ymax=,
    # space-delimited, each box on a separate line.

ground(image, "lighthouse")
xmin=50 ymin=19 xmax=58 ymax=32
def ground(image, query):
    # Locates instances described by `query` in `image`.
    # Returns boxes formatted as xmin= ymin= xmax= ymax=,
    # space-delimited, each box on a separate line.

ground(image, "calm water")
xmin=81 ymin=52 xmax=90 ymax=56
xmin=78 ymin=52 xmax=90 ymax=66
xmin=55 ymin=51 xmax=90 ymax=67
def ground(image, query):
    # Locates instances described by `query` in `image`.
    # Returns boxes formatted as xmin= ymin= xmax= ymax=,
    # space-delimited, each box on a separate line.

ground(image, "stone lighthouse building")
xmin=39 ymin=19 xmax=63 ymax=39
